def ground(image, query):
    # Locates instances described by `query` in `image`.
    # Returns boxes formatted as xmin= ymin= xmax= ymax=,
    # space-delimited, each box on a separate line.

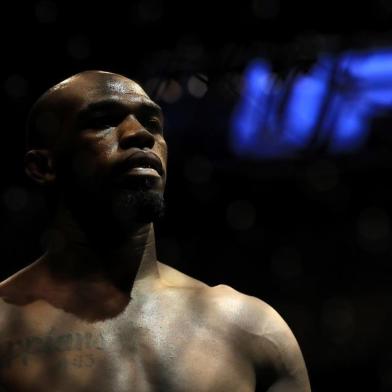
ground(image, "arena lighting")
xmin=230 ymin=49 xmax=392 ymax=158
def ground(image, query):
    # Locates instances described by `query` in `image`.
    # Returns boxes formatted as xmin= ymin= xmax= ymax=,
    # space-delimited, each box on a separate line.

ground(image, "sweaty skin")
xmin=0 ymin=71 xmax=311 ymax=392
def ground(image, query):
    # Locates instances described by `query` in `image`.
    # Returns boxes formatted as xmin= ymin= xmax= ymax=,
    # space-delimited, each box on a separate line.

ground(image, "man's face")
xmin=51 ymin=72 xmax=168 ymax=226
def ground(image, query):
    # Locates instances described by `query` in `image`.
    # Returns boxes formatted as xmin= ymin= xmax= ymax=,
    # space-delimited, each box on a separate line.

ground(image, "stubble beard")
xmin=111 ymin=186 xmax=166 ymax=228
xmin=61 ymin=175 xmax=166 ymax=238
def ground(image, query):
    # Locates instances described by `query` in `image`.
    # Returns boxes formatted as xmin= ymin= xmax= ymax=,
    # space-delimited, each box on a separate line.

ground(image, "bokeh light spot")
xmin=183 ymin=155 xmax=213 ymax=184
xmin=226 ymin=200 xmax=256 ymax=231
xmin=270 ymin=247 xmax=302 ymax=280
xmin=4 ymin=74 xmax=28 ymax=99
xmin=3 ymin=187 xmax=29 ymax=212
xmin=157 ymin=80 xmax=182 ymax=104
xmin=35 ymin=0 xmax=58 ymax=24
xmin=67 ymin=35 xmax=91 ymax=60
xmin=187 ymin=75 xmax=208 ymax=98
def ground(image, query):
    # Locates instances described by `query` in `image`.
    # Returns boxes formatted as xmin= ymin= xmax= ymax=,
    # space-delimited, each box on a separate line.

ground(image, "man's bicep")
xmin=264 ymin=327 xmax=309 ymax=391
xmin=255 ymin=333 xmax=310 ymax=392
xmin=208 ymin=285 xmax=310 ymax=391
xmin=245 ymin=298 xmax=311 ymax=391
xmin=265 ymin=376 xmax=310 ymax=392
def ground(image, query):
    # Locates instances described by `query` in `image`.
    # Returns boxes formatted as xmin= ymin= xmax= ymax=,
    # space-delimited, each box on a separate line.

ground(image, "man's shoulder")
xmin=157 ymin=263 xmax=281 ymax=336
xmin=201 ymin=283 xmax=285 ymax=339
xmin=157 ymin=266 xmax=309 ymax=387
xmin=157 ymin=261 xmax=210 ymax=289
xmin=157 ymin=262 xmax=275 ymax=323
xmin=203 ymin=284 xmax=310 ymax=390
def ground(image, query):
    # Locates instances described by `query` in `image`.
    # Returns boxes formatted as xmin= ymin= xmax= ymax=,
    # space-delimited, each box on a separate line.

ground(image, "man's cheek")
xmin=157 ymin=142 xmax=168 ymax=168
xmin=71 ymin=151 xmax=98 ymax=178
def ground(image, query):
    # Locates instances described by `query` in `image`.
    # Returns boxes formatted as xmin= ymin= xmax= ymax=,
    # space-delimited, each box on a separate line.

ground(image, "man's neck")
xmin=42 ymin=205 xmax=161 ymax=295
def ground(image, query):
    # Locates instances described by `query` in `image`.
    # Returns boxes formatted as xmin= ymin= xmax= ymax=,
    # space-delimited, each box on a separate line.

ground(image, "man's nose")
xmin=118 ymin=114 xmax=155 ymax=150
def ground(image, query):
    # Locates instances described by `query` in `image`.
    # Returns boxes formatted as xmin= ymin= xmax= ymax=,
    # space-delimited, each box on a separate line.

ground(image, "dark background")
xmin=2 ymin=1 xmax=392 ymax=391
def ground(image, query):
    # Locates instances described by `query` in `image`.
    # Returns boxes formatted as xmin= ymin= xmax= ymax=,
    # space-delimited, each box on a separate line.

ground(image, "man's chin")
xmin=111 ymin=188 xmax=165 ymax=227
xmin=61 ymin=176 xmax=165 ymax=234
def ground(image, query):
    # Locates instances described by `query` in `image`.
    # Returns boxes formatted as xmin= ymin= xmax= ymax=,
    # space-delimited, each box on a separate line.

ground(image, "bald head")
xmin=25 ymin=71 xmax=149 ymax=151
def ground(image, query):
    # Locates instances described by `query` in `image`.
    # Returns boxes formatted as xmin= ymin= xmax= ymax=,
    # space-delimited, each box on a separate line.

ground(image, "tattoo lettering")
xmin=70 ymin=353 xmax=95 ymax=369
xmin=52 ymin=353 xmax=96 ymax=371
xmin=0 ymin=331 xmax=105 ymax=368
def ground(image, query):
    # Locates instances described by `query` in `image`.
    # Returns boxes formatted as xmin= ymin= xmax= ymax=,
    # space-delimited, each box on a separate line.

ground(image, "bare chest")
xmin=0 ymin=305 xmax=255 ymax=391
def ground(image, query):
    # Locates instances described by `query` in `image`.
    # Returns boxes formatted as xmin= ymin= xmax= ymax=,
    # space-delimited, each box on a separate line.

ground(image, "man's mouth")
xmin=120 ymin=150 xmax=163 ymax=177
xmin=124 ymin=166 xmax=161 ymax=177
xmin=113 ymin=150 xmax=164 ymax=189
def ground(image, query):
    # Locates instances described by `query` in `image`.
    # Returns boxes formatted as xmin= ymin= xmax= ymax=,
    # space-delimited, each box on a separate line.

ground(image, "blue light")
xmin=230 ymin=59 xmax=273 ymax=155
xmin=329 ymin=98 xmax=370 ymax=153
xmin=230 ymin=47 xmax=392 ymax=158
xmin=281 ymin=61 xmax=331 ymax=148
xmin=362 ymin=87 xmax=392 ymax=107
xmin=344 ymin=50 xmax=392 ymax=82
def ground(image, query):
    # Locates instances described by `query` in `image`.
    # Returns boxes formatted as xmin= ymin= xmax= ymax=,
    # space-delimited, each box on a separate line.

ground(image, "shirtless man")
xmin=0 ymin=71 xmax=311 ymax=391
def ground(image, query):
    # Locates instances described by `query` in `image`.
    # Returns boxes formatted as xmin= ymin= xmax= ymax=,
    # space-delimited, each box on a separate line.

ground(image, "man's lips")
xmin=115 ymin=150 xmax=164 ymax=180
xmin=124 ymin=167 xmax=160 ymax=177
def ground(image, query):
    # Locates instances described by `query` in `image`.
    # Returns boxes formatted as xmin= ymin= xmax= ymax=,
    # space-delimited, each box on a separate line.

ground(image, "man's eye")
xmin=88 ymin=115 xmax=119 ymax=129
xmin=143 ymin=117 xmax=163 ymax=132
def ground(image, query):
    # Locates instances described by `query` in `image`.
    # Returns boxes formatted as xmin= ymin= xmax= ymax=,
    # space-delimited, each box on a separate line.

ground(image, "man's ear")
xmin=24 ymin=149 xmax=56 ymax=184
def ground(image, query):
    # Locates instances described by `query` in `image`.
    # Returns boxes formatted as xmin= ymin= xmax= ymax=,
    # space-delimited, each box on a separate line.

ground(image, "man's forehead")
xmin=44 ymin=72 xmax=152 ymax=117
xmin=102 ymin=78 xmax=147 ymax=96
xmin=63 ymin=73 xmax=149 ymax=101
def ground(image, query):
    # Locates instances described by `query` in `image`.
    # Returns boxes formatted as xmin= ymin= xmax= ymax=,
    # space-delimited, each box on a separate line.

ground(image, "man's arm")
xmin=242 ymin=295 xmax=311 ymax=392
xmin=211 ymin=285 xmax=311 ymax=392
